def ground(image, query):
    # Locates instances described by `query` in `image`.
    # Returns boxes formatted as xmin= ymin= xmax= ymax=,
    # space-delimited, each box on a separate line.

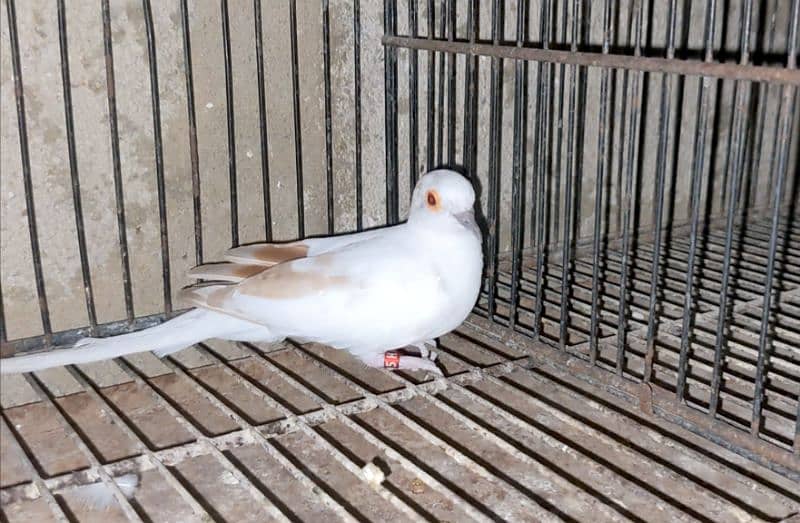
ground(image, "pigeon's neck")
xmin=409 ymin=214 xmax=483 ymax=273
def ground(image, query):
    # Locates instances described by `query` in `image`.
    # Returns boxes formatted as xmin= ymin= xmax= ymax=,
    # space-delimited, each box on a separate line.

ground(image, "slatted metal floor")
xmin=0 ymin=321 xmax=798 ymax=522
xmin=489 ymin=214 xmax=800 ymax=453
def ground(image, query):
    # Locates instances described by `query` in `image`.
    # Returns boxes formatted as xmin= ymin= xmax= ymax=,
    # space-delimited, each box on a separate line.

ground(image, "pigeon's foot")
xmin=394 ymin=355 xmax=443 ymax=376
xmin=409 ymin=339 xmax=438 ymax=361
xmin=357 ymin=350 xmax=444 ymax=377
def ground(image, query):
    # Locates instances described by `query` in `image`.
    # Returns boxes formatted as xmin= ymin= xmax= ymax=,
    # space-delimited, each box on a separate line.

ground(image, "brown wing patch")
xmin=178 ymin=284 xmax=264 ymax=324
xmin=237 ymin=254 xmax=352 ymax=300
xmin=224 ymin=242 xmax=309 ymax=266
xmin=188 ymin=262 xmax=267 ymax=282
xmin=179 ymin=283 xmax=233 ymax=309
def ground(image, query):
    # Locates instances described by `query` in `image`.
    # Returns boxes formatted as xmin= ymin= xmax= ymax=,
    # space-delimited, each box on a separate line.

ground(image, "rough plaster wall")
xmin=2 ymin=0 xmax=798 ymax=341
xmin=1 ymin=0 xmax=392 ymax=340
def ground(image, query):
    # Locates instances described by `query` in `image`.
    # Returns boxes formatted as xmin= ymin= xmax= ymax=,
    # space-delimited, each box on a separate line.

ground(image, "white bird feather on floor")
xmin=68 ymin=473 xmax=139 ymax=510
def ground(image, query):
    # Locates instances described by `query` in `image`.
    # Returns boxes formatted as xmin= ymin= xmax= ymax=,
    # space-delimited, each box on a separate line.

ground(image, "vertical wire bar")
xmin=354 ymin=0 xmax=364 ymax=229
xmin=462 ymin=0 xmax=478 ymax=180
xmin=747 ymin=0 xmax=778 ymax=210
xmin=57 ymin=0 xmax=97 ymax=331
xmin=101 ymin=0 xmax=134 ymax=322
xmin=559 ymin=0 xmax=582 ymax=350
xmin=180 ymin=0 xmax=204 ymax=262
xmin=0 ymin=415 xmax=70 ymax=522
xmin=677 ymin=0 xmax=718 ymax=401
xmin=0 ymin=280 xmax=6 ymax=342
xmin=408 ymin=0 xmax=419 ymax=187
xmin=643 ymin=0 xmax=679 ymax=381
xmin=384 ymin=0 xmax=399 ymax=223
xmin=436 ymin=0 xmax=445 ymax=165
xmin=425 ymin=0 xmax=435 ymax=172
xmin=142 ymin=0 xmax=172 ymax=314
xmin=552 ymin=2 xmax=569 ymax=244
xmin=289 ymin=0 xmax=305 ymax=237
xmin=6 ymin=0 xmax=52 ymax=338
xmin=764 ymin=74 xmax=786 ymax=204
xmin=615 ymin=0 xmax=644 ymax=374
xmin=446 ymin=0 xmax=456 ymax=165
xmin=752 ymin=0 xmax=799 ymax=436
xmin=485 ymin=0 xmax=504 ymax=320
xmin=509 ymin=0 xmax=528 ymax=329
xmin=589 ymin=0 xmax=614 ymax=364
xmin=253 ymin=0 xmax=272 ymax=240
xmin=708 ymin=0 xmax=754 ymax=416
xmin=533 ymin=0 xmax=552 ymax=339
xmin=220 ymin=0 xmax=238 ymax=247
xmin=322 ymin=0 xmax=335 ymax=233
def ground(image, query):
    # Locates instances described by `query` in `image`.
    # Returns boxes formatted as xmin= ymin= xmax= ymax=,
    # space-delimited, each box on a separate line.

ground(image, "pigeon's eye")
xmin=426 ymin=190 xmax=440 ymax=210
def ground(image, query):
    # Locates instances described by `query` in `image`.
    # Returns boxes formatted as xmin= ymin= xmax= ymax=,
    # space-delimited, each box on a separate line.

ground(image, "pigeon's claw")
xmin=356 ymin=350 xmax=443 ymax=377
xmin=396 ymin=355 xmax=444 ymax=376
xmin=409 ymin=339 xmax=438 ymax=360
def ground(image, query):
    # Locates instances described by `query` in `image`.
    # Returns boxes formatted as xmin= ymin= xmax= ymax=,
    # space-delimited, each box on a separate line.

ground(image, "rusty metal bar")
xmin=382 ymin=36 xmax=800 ymax=86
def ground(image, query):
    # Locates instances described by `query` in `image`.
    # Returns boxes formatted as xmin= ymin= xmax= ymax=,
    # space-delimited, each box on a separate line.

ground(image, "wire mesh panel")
xmin=1 ymin=0 xmax=800 ymax=519
xmin=382 ymin=0 xmax=800 ymax=470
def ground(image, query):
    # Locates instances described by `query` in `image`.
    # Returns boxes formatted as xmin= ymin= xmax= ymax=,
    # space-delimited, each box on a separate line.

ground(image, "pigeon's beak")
xmin=453 ymin=209 xmax=475 ymax=228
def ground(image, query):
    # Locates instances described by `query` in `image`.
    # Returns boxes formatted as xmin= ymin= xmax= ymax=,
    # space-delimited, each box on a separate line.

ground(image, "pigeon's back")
xmin=181 ymin=225 xmax=453 ymax=353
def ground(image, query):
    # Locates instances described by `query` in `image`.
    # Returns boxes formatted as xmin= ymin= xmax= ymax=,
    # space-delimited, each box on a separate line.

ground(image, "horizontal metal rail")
xmin=382 ymin=36 xmax=800 ymax=85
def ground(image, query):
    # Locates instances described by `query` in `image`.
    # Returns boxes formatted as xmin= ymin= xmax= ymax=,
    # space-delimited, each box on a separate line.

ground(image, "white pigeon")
xmin=0 ymin=169 xmax=483 ymax=376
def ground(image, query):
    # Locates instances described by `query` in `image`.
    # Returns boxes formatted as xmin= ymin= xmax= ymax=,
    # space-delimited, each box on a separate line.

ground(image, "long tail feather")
xmin=0 ymin=309 xmax=232 ymax=374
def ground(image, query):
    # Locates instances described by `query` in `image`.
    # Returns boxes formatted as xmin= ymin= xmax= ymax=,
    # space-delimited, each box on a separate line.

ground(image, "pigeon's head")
xmin=409 ymin=169 xmax=477 ymax=229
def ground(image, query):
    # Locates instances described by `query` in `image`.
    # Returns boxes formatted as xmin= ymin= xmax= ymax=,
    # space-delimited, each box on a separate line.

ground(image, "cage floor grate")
xmin=2 ymin=316 xmax=799 ymax=522
xmin=487 ymin=214 xmax=800 ymax=453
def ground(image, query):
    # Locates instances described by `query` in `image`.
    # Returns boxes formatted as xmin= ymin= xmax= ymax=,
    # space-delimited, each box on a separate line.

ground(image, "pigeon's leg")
xmin=409 ymin=339 xmax=438 ymax=361
xmin=395 ymin=355 xmax=443 ymax=376
xmin=356 ymin=351 xmax=443 ymax=377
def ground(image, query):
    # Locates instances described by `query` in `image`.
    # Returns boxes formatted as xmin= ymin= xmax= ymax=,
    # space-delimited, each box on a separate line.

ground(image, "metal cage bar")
xmin=289 ymin=0 xmax=305 ymax=237
xmin=142 ymin=0 xmax=172 ymax=313
xmin=220 ymin=0 xmax=239 ymax=248
xmin=253 ymin=0 xmax=273 ymax=241
xmin=5 ymin=0 xmax=52 ymax=338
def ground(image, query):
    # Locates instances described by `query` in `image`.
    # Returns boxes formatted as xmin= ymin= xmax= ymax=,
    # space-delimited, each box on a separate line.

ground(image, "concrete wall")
xmin=2 ymin=0 xmax=798 ymax=341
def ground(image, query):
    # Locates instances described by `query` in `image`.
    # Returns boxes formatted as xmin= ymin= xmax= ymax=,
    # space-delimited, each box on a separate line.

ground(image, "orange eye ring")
xmin=426 ymin=189 xmax=441 ymax=211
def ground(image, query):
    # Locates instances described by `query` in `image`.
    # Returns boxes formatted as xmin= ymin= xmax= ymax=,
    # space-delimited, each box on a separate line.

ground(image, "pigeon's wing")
xmin=188 ymin=226 xmax=397 ymax=281
xmin=187 ymin=262 xmax=268 ymax=282
xmin=180 ymin=231 xmax=445 ymax=351
xmin=223 ymin=227 xmax=391 ymax=266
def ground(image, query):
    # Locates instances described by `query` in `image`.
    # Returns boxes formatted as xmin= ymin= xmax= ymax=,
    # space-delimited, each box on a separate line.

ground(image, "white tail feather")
xmin=0 ymin=309 xmax=246 ymax=374
xmin=70 ymin=473 xmax=139 ymax=509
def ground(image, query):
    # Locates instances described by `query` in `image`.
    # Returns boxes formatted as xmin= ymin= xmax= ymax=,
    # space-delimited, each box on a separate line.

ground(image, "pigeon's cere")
xmin=1 ymin=169 xmax=483 ymax=376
